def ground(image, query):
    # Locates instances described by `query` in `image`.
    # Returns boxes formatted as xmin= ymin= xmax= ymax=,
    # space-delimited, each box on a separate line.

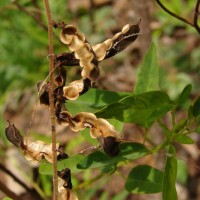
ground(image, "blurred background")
xmin=0 ymin=0 xmax=200 ymax=199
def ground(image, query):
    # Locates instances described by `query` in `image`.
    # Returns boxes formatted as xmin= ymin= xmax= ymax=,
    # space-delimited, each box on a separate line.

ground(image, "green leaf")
xmin=39 ymin=154 xmax=84 ymax=175
xmin=125 ymin=165 xmax=163 ymax=194
xmin=95 ymin=91 xmax=174 ymax=124
xmin=176 ymin=84 xmax=192 ymax=107
xmin=0 ymin=0 xmax=11 ymax=7
xmin=67 ymin=88 xmax=129 ymax=115
xmin=134 ymin=43 xmax=159 ymax=94
xmin=172 ymin=119 xmax=187 ymax=133
xmin=174 ymin=134 xmax=194 ymax=144
xmin=2 ymin=198 xmax=13 ymax=200
xmin=77 ymin=142 xmax=149 ymax=169
xmin=193 ymin=96 xmax=200 ymax=117
xmin=162 ymin=145 xmax=178 ymax=200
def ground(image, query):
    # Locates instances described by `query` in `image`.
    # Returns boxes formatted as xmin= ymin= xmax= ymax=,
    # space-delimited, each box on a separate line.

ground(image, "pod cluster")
xmin=57 ymin=21 xmax=140 ymax=100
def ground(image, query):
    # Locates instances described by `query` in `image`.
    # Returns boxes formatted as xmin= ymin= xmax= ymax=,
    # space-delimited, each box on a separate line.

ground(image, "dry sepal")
xmin=57 ymin=111 xmax=121 ymax=156
xmin=5 ymin=122 xmax=68 ymax=163
xmin=58 ymin=168 xmax=78 ymax=200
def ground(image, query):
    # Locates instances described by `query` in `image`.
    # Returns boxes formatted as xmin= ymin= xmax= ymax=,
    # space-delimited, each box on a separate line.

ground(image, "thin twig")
xmin=155 ymin=0 xmax=193 ymax=26
xmin=0 ymin=180 xmax=20 ymax=200
xmin=0 ymin=163 xmax=31 ymax=192
xmin=13 ymin=0 xmax=48 ymax=31
xmin=43 ymin=0 xmax=58 ymax=200
xmin=194 ymin=0 xmax=200 ymax=34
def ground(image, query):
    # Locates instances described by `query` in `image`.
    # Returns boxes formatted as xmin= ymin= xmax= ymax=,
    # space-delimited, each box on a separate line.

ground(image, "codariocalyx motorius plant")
xmin=5 ymin=20 xmax=140 ymax=199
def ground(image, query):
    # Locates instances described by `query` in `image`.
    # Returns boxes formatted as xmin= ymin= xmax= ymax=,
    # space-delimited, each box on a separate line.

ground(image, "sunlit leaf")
xmin=134 ymin=43 xmax=159 ymax=94
xmin=174 ymin=134 xmax=194 ymax=144
xmin=125 ymin=165 xmax=163 ymax=194
xmin=95 ymin=91 xmax=174 ymax=125
xmin=176 ymin=84 xmax=192 ymax=107
xmin=67 ymin=88 xmax=129 ymax=115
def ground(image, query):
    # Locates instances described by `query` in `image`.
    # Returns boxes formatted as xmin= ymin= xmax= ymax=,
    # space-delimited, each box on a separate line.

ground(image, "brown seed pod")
xmin=93 ymin=22 xmax=140 ymax=61
xmin=98 ymin=136 xmax=120 ymax=157
xmin=60 ymin=24 xmax=99 ymax=84
xmin=63 ymin=79 xmax=85 ymax=100
xmin=37 ymin=81 xmax=50 ymax=107
xmin=5 ymin=121 xmax=24 ymax=148
xmin=5 ymin=123 xmax=68 ymax=163
xmin=58 ymin=168 xmax=78 ymax=200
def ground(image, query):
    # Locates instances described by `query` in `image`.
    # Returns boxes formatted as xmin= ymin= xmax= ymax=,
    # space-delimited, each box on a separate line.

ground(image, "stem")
xmin=43 ymin=0 xmax=58 ymax=199
xmin=155 ymin=0 xmax=193 ymax=26
xmin=194 ymin=0 xmax=200 ymax=34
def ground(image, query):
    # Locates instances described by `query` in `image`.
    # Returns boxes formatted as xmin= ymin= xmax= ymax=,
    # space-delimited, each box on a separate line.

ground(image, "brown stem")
xmin=43 ymin=0 xmax=58 ymax=200
xmin=194 ymin=0 xmax=200 ymax=34
xmin=155 ymin=0 xmax=194 ymax=26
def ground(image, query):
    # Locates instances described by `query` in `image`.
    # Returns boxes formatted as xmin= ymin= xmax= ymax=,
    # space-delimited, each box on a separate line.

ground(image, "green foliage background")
xmin=1 ymin=1 xmax=200 ymax=200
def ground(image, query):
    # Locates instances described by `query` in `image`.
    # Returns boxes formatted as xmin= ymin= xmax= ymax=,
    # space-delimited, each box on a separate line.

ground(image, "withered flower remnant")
xmin=5 ymin=121 xmax=24 ymax=148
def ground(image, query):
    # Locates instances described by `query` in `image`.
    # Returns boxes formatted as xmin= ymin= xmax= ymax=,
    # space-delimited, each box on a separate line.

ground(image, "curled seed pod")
xmin=5 ymin=122 xmax=24 ymax=148
xmin=99 ymin=136 xmax=120 ymax=157
xmin=63 ymin=79 xmax=85 ymax=100
xmin=60 ymin=24 xmax=99 ymax=83
xmin=60 ymin=25 xmax=78 ymax=45
xmin=57 ymin=111 xmax=73 ymax=126
xmin=58 ymin=168 xmax=78 ymax=200
xmin=55 ymin=75 xmax=64 ymax=87
xmin=58 ymin=168 xmax=72 ymax=189
xmin=37 ymin=81 xmax=50 ymax=107
xmin=90 ymin=118 xmax=119 ymax=138
xmin=23 ymin=139 xmax=64 ymax=163
xmin=56 ymin=52 xmax=79 ymax=66
xmin=92 ymin=22 xmax=140 ymax=61
xmin=74 ymin=43 xmax=93 ymax=60
xmin=71 ymin=112 xmax=97 ymax=132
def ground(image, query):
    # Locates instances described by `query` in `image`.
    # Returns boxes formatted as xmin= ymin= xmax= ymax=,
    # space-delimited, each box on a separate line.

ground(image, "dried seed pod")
xmin=57 ymin=111 xmax=73 ymax=126
xmin=63 ymin=79 xmax=85 ymax=100
xmin=5 ymin=123 xmax=68 ymax=163
xmin=37 ymin=81 xmax=50 ymax=107
xmin=92 ymin=22 xmax=140 ymax=61
xmin=55 ymin=75 xmax=63 ymax=87
xmin=90 ymin=118 xmax=119 ymax=138
xmin=57 ymin=145 xmax=69 ymax=160
xmin=58 ymin=168 xmax=78 ymax=200
xmin=60 ymin=24 xmax=99 ymax=83
xmin=98 ymin=136 xmax=120 ymax=157
xmin=71 ymin=112 xmax=97 ymax=132
xmin=60 ymin=25 xmax=78 ymax=45
xmin=5 ymin=121 xmax=24 ymax=148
